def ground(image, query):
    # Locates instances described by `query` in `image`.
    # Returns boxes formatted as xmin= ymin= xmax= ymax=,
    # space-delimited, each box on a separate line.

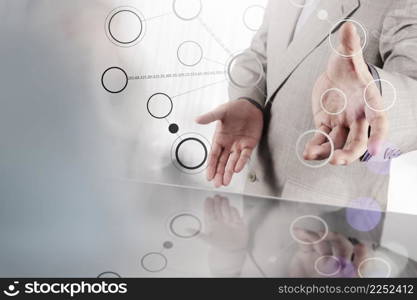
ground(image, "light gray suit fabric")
xmin=229 ymin=0 xmax=417 ymax=209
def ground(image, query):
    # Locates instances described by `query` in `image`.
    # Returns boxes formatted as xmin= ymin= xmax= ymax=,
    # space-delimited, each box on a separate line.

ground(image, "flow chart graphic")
xmin=99 ymin=0 xmax=266 ymax=276
xmin=98 ymin=0 xmax=399 ymax=277
xmin=100 ymin=0 xmax=266 ymax=176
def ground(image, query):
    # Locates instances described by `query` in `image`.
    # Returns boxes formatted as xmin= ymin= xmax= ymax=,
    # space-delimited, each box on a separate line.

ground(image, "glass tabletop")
xmin=1 ymin=179 xmax=416 ymax=278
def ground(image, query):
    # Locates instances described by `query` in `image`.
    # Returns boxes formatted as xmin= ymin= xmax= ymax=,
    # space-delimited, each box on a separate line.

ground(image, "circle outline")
xmin=357 ymin=257 xmax=392 ymax=278
xmin=242 ymin=5 xmax=265 ymax=31
xmin=225 ymin=51 xmax=264 ymax=89
xmin=295 ymin=129 xmax=335 ymax=168
xmin=289 ymin=215 xmax=329 ymax=245
xmin=105 ymin=6 xmax=146 ymax=48
xmin=146 ymin=93 xmax=174 ymax=119
xmin=172 ymin=0 xmax=202 ymax=21
xmin=363 ymin=79 xmax=397 ymax=112
xmin=328 ymin=19 xmax=368 ymax=58
xmin=317 ymin=9 xmax=329 ymax=21
xmin=101 ymin=67 xmax=129 ymax=94
xmin=97 ymin=271 xmax=122 ymax=278
xmin=168 ymin=212 xmax=202 ymax=239
xmin=140 ymin=252 xmax=168 ymax=273
xmin=108 ymin=10 xmax=143 ymax=44
xmin=171 ymin=133 xmax=210 ymax=174
xmin=320 ymin=88 xmax=348 ymax=115
xmin=175 ymin=137 xmax=208 ymax=170
xmin=177 ymin=40 xmax=204 ymax=67
xmin=314 ymin=256 xmax=342 ymax=277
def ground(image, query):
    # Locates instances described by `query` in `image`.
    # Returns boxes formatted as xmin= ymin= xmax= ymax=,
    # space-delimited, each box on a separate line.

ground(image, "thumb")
xmin=187 ymin=228 xmax=211 ymax=243
xmin=195 ymin=105 xmax=225 ymax=125
xmin=338 ymin=22 xmax=362 ymax=57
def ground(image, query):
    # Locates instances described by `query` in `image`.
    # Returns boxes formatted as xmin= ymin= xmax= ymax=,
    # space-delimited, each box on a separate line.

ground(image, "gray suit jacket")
xmin=230 ymin=0 xmax=417 ymax=209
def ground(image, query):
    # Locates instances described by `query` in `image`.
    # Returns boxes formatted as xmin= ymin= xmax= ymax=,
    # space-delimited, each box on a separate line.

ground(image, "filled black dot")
xmin=169 ymin=123 xmax=179 ymax=134
xmin=163 ymin=241 xmax=174 ymax=249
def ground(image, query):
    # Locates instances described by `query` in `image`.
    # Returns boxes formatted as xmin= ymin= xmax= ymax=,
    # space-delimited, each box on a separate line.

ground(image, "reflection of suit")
xmin=240 ymin=198 xmax=417 ymax=277
xmin=230 ymin=0 xmax=417 ymax=208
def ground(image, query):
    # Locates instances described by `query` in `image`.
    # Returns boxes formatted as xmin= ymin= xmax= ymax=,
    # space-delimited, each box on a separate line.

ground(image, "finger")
xmin=204 ymin=197 xmax=216 ymax=226
xmin=325 ymin=232 xmax=354 ymax=261
xmin=353 ymin=243 xmax=369 ymax=270
xmin=307 ymin=126 xmax=349 ymax=160
xmin=214 ymin=150 xmax=230 ymax=188
xmin=366 ymin=110 xmax=388 ymax=156
xmin=223 ymin=150 xmax=240 ymax=186
xmin=195 ymin=105 xmax=225 ymax=125
xmin=207 ymin=142 xmax=222 ymax=181
xmin=297 ymin=229 xmax=332 ymax=255
xmin=235 ymin=148 xmax=253 ymax=173
xmin=191 ymin=230 xmax=211 ymax=244
xmin=330 ymin=126 xmax=349 ymax=150
xmin=230 ymin=207 xmax=242 ymax=224
xmin=331 ymin=119 xmax=368 ymax=165
xmin=293 ymin=228 xmax=315 ymax=253
xmin=213 ymin=195 xmax=223 ymax=220
xmin=338 ymin=22 xmax=361 ymax=57
xmin=293 ymin=228 xmax=331 ymax=255
xmin=303 ymin=125 xmax=332 ymax=160
xmin=220 ymin=197 xmax=232 ymax=222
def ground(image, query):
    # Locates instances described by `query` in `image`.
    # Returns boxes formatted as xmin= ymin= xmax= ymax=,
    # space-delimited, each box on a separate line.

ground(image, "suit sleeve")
xmin=373 ymin=1 xmax=417 ymax=156
xmin=228 ymin=2 xmax=270 ymax=109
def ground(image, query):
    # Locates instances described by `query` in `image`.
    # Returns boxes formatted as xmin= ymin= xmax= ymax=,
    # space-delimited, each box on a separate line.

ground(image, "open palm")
xmin=304 ymin=23 xmax=388 ymax=165
xmin=196 ymin=100 xmax=263 ymax=187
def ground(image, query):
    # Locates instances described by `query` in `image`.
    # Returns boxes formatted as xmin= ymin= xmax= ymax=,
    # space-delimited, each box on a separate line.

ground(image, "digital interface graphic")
xmin=99 ymin=0 xmax=268 ymax=189
xmin=1 ymin=0 xmax=417 ymax=283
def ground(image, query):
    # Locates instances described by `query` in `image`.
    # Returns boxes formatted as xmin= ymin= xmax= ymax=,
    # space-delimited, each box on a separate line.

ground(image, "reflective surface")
xmin=1 ymin=181 xmax=416 ymax=278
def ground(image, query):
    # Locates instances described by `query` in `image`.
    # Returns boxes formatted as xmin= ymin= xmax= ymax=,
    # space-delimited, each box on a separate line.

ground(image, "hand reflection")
xmin=202 ymin=195 xmax=249 ymax=252
xmin=290 ymin=229 xmax=370 ymax=278
xmin=202 ymin=196 xmax=249 ymax=277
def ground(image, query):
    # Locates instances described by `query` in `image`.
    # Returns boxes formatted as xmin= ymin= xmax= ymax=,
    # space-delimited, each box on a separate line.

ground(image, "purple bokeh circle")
xmin=346 ymin=197 xmax=382 ymax=232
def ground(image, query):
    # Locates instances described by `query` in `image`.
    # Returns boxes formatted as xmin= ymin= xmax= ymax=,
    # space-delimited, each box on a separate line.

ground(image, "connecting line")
xmin=198 ymin=17 xmax=233 ymax=56
xmin=256 ymin=85 xmax=267 ymax=98
xmin=143 ymin=12 xmax=172 ymax=22
xmin=203 ymin=57 xmax=226 ymax=66
xmin=164 ymin=117 xmax=182 ymax=140
xmin=128 ymin=70 xmax=225 ymax=81
xmin=171 ymin=79 xmax=227 ymax=99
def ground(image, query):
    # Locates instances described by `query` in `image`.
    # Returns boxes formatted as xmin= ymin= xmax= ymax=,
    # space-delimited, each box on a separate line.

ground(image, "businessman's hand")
xmin=196 ymin=100 xmax=263 ymax=187
xmin=305 ymin=22 xmax=388 ymax=165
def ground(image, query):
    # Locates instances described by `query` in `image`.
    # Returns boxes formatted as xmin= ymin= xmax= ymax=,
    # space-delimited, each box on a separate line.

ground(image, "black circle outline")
xmin=172 ymin=0 xmax=203 ymax=21
xmin=170 ymin=133 xmax=210 ymax=174
xmin=104 ymin=6 xmax=146 ymax=48
xmin=169 ymin=213 xmax=202 ymax=239
xmin=140 ymin=252 xmax=168 ymax=273
xmin=177 ymin=40 xmax=204 ymax=67
xmin=146 ymin=93 xmax=173 ymax=119
xmin=175 ymin=137 xmax=208 ymax=170
xmin=101 ymin=67 xmax=129 ymax=94
xmin=97 ymin=271 xmax=122 ymax=278
xmin=108 ymin=9 xmax=143 ymax=45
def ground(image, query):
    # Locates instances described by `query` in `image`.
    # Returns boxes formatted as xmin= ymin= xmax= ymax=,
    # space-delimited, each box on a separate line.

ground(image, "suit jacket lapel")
xmin=267 ymin=0 xmax=360 ymax=102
